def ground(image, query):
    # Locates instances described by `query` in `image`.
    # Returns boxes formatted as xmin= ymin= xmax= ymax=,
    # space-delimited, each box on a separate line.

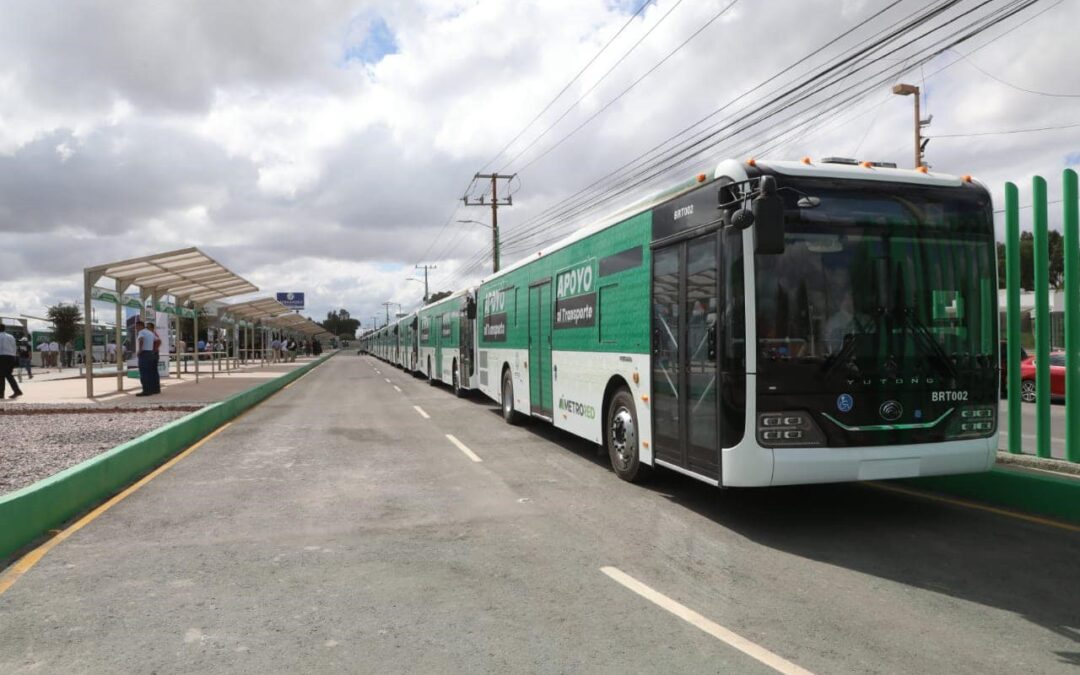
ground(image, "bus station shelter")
xmin=83 ymin=247 xmax=257 ymax=398
xmin=218 ymin=297 xmax=293 ymax=365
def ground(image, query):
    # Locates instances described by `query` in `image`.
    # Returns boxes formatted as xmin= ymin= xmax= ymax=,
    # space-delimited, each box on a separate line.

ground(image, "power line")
xmin=930 ymin=121 xmax=1080 ymax=138
xmin=508 ymin=0 xmax=741 ymax=174
xmin=951 ymin=47 xmax=1080 ymax=97
xmin=476 ymin=0 xmax=656 ymax=173
xmin=497 ymin=0 xmax=690 ymax=172
xmin=499 ymin=0 xmax=959 ymax=248
xmin=500 ymin=0 xmax=987 ymax=252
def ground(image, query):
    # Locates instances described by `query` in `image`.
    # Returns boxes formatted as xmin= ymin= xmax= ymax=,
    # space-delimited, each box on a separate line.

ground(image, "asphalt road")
xmin=1 ymin=354 xmax=1078 ymax=673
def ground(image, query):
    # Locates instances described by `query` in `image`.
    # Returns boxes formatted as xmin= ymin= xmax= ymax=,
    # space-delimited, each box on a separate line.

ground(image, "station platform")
xmin=1 ymin=356 xmax=328 ymax=406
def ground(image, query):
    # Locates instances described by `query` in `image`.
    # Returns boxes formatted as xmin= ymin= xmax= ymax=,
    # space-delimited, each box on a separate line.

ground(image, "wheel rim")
xmin=1021 ymin=381 xmax=1036 ymax=402
xmin=610 ymin=406 xmax=636 ymax=471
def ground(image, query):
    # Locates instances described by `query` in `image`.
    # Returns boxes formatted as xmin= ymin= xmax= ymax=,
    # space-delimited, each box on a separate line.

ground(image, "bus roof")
xmin=479 ymin=158 xmax=980 ymax=286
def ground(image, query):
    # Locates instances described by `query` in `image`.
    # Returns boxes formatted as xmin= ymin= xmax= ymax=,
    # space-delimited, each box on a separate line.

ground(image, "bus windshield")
xmin=754 ymin=178 xmax=995 ymax=390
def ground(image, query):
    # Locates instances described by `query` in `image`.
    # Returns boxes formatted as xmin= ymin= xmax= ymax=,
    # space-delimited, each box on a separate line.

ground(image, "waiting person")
xmin=271 ymin=337 xmax=281 ymax=363
xmin=48 ymin=339 xmax=59 ymax=369
xmin=135 ymin=320 xmax=161 ymax=396
xmin=0 ymin=323 xmax=23 ymax=399
xmin=17 ymin=337 xmax=32 ymax=379
xmin=63 ymin=340 xmax=74 ymax=368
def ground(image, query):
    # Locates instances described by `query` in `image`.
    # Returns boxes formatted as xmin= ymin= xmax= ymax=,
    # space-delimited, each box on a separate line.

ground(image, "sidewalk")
xmin=1 ymin=356 xmax=328 ymax=406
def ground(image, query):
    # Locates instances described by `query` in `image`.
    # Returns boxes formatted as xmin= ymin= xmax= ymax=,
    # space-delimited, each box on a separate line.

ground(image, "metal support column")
xmin=1064 ymin=169 xmax=1080 ymax=462
xmin=1005 ymin=182 xmax=1022 ymax=454
xmin=1033 ymin=175 xmax=1052 ymax=458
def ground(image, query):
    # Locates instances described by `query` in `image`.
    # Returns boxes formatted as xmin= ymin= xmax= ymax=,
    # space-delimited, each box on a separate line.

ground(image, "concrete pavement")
xmin=1 ymin=355 xmax=1077 ymax=673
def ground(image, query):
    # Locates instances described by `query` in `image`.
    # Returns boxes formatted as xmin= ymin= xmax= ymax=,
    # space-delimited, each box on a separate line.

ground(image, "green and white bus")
xmin=417 ymin=289 xmax=478 ymax=395
xmin=468 ymin=158 xmax=998 ymax=487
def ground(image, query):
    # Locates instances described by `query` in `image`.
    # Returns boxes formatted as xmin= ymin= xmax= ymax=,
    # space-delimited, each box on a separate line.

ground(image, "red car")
xmin=1019 ymin=351 xmax=1066 ymax=402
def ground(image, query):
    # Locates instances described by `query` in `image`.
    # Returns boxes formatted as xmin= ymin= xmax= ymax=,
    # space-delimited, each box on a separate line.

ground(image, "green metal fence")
xmin=1004 ymin=168 xmax=1080 ymax=463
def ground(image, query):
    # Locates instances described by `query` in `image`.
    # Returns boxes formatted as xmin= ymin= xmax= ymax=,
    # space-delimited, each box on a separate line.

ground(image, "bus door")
xmin=435 ymin=314 xmax=444 ymax=378
xmin=651 ymin=232 xmax=720 ymax=480
xmin=460 ymin=298 xmax=476 ymax=384
xmin=529 ymin=280 xmax=553 ymax=418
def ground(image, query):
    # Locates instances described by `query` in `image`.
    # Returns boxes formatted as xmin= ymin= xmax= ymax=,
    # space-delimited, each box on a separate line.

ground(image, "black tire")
xmin=606 ymin=388 xmax=646 ymax=482
xmin=428 ymin=356 xmax=437 ymax=386
xmin=501 ymin=369 xmax=522 ymax=425
xmin=1021 ymin=379 xmax=1036 ymax=403
xmin=453 ymin=361 xmax=466 ymax=398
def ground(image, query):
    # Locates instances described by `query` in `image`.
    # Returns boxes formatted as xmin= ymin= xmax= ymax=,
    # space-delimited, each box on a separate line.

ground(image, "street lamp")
xmin=457 ymin=219 xmax=499 ymax=273
xmin=891 ymin=83 xmax=931 ymax=169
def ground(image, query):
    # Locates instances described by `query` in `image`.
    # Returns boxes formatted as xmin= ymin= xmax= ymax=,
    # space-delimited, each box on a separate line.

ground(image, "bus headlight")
xmin=947 ymin=406 xmax=996 ymax=438
xmin=757 ymin=411 xmax=826 ymax=447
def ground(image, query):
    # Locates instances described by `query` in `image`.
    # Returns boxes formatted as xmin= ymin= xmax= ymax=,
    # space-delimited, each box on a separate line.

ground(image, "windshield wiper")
xmin=821 ymin=310 xmax=877 ymax=380
xmin=895 ymin=307 xmax=960 ymax=382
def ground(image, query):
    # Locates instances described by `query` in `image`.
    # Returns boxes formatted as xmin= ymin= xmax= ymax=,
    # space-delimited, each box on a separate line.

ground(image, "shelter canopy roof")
xmin=87 ymin=247 xmax=257 ymax=304
xmin=220 ymin=297 xmax=293 ymax=322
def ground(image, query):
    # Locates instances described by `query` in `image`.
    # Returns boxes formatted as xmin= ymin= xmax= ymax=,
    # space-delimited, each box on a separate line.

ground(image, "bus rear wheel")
xmin=607 ymin=388 xmax=646 ymax=482
xmin=453 ymin=362 xmax=466 ymax=398
xmin=502 ymin=369 xmax=522 ymax=425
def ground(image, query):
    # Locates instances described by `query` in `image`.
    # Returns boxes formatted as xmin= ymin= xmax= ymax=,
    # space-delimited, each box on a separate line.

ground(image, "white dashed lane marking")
xmin=413 ymin=405 xmax=430 ymax=419
xmin=600 ymin=567 xmax=813 ymax=675
xmin=446 ymin=434 xmax=482 ymax=462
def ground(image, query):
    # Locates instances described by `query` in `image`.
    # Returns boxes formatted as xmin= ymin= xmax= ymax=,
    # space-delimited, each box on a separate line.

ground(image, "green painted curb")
xmin=0 ymin=354 xmax=333 ymax=564
xmin=899 ymin=465 xmax=1080 ymax=524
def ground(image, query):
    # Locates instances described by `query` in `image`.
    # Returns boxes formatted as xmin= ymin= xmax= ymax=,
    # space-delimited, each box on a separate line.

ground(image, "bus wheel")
xmin=453 ymin=362 xmax=466 ymax=398
xmin=607 ymin=388 xmax=645 ymax=482
xmin=502 ymin=369 xmax=522 ymax=425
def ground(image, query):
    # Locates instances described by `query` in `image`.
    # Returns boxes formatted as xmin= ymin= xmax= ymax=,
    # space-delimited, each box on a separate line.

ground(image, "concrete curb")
xmin=0 ymin=354 xmax=333 ymax=564
xmin=899 ymin=463 xmax=1080 ymax=524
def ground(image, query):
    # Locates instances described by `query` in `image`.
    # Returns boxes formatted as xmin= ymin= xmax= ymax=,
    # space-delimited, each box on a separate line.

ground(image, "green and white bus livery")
xmin=417 ymin=289 xmax=478 ymax=395
xmin=470 ymin=157 xmax=998 ymax=487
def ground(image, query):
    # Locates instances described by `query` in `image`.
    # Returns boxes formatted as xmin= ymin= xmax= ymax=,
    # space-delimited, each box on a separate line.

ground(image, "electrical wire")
xmin=476 ymin=0 xmax=656 ymax=173
xmin=930 ymin=121 xmax=1080 ymax=137
xmin=496 ymin=0 xmax=691 ymax=172
xmin=499 ymin=0 xmax=1043 ymax=254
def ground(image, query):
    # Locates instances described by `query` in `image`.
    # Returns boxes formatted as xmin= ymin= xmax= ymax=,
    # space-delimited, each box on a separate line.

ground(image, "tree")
xmin=322 ymin=309 xmax=360 ymax=336
xmin=996 ymin=230 xmax=1064 ymax=290
xmin=426 ymin=290 xmax=452 ymax=304
xmin=47 ymin=302 xmax=82 ymax=345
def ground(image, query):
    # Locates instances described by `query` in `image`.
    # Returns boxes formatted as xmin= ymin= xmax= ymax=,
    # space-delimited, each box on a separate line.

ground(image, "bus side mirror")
xmin=753 ymin=176 xmax=784 ymax=255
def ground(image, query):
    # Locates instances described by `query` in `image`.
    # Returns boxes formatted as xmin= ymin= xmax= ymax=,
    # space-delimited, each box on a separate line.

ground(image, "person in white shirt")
xmin=135 ymin=320 xmax=161 ymax=396
xmin=0 ymin=323 xmax=23 ymax=399
xmin=48 ymin=341 xmax=59 ymax=369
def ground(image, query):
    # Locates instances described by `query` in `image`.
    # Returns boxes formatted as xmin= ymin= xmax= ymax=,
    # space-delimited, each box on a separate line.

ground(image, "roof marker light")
xmin=859 ymin=161 xmax=873 ymax=168
xmin=801 ymin=156 xmax=812 ymax=165
xmin=696 ymin=173 xmax=707 ymax=183
xmin=746 ymin=158 xmax=757 ymax=167
xmin=962 ymin=174 xmax=973 ymax=182
xmin=916 ymin=166 xmax=929 ymax=174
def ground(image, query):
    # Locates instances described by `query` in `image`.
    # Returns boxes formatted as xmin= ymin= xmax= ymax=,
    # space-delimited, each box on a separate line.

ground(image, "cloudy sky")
xmin=1 ymin=0 xmax=1077 ymax=332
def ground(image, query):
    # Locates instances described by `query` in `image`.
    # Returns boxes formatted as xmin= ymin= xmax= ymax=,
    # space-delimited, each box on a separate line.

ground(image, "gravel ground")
xmin=0 ymin=407 xmax=202 ymax=495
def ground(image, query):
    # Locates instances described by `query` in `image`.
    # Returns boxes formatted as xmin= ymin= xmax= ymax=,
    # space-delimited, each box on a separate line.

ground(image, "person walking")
xmin=17 ymin=337 xmax=33 ymax=379
xmin=135 ymin=320 xmax=161 ymax=396
xmin=270 ymin=336 xmax=281 ymax=363
xmin=0 ymin=323 xmax=24 ymax=399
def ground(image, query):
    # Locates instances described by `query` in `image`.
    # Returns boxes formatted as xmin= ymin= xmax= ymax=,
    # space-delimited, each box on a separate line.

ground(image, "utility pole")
xmin=382 ymin=301 xmax=394 ymax=325
xmin=415 ymin=264 xmax=436 ymax=303
xmin=463 ymin=173 xmax=515 ymax=273
xmin=891 ymin=83 xmax=931 ymax=168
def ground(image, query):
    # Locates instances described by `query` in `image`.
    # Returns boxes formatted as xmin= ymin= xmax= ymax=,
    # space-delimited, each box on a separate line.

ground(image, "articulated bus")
xmin=366 ymin=157 xmax=999 ymax=487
